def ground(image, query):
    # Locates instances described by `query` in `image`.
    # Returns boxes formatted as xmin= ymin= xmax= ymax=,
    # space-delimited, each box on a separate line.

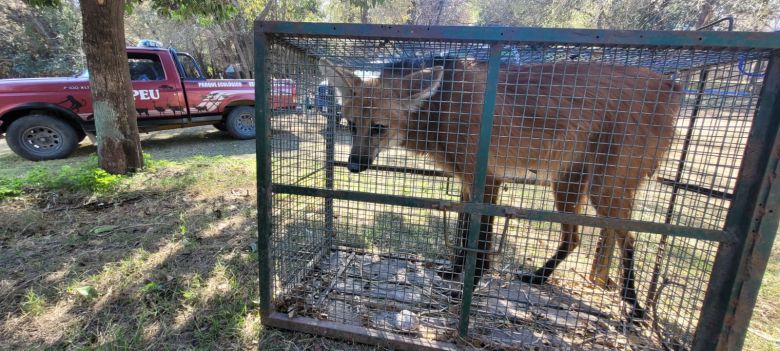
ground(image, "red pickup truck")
xmin=0 ymin=43 xmax=296 ymax=161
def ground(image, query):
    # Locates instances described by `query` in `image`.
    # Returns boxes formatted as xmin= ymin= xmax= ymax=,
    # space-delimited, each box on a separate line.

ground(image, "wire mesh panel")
xmin=256 ymin=23 xmax=780 ymax=351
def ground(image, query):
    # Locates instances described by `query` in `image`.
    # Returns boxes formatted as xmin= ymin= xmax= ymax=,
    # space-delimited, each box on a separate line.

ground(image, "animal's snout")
xmin=347 ymin=154 xmax=372 ymax=173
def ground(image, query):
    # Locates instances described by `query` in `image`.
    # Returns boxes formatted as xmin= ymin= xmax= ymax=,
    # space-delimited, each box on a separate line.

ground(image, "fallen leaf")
xmin=76 ymin=285 xmax=98 ymax=299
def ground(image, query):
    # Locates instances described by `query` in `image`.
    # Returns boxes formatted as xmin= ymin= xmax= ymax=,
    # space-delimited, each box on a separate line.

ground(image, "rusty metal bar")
xmin=324 ymin=84 xmax=337 ymax=249
xmin=458 ymin=42 xmax=504 ymax=337
xmin=257 ymin=21 xmax=780 ymax=49
xmin=263 ymin=312 xmax=460 ymax=351
xmin=724 ymin=154 xmax=780 ymax=350
xmin=656 ymin=177 xmax=734 ymax=201
xmin=255 ymin=30 xmax=273 ymax=315
xmin=331 ymin=161 xmax=549 ymax=186
xmin=692 ymin=51 xmax=780 ymax=351
xmin=272 ymin=184 xmax=732 ymax=242
xmin=716 ymin=51 xmax=780 ymax=351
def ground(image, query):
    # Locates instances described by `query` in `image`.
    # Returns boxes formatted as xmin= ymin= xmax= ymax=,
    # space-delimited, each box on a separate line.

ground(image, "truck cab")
xmin=0 ymin=41 xmax=296 ymax=161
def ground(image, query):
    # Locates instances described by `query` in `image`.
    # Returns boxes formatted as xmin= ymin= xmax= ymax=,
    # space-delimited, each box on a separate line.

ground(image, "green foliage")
xmin=144 ymin=157 xmax=176 ymax=171
xmin=473 ymin=0 xmax=779 ymax=30
xmin=286 ymin=0 xmax=323 ymax=22
xmin=20 ymin=288 xmax=45 ymax=315
xmin=0 ymin=153 xmax=187 ymax=201
xmin=326 ymin=0 xmax=386 ymax=22
xmin=2 ymin=1 xmax=84 ymax=78
xmin=0 ymin=157 xmax=125 ymax=200
xmin=177 ymin=212 xmax=189 ymax=237
xmin=347 ymin=0 xmax=386 ymax=11
xmin=26 ymin=164 xmax=123 ymax=193
xmin=22 ymin=0 xmax=59 ymax=7
xmin=75 ymin=285 xmax=99 ymax=299
xmin=0 ymin=177 xmax=23 ymax=199
xmin=140 ymin=281 xmax=161 ymax=294
xmin=142 ymin=0 xmax=239 ymax=23
xmin=180 ymin=274 xmax=203 ymax=301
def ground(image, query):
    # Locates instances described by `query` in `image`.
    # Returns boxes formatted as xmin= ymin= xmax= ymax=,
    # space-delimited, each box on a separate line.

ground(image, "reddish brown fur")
xmin=322 ymin=59 xmax=683 ymax=318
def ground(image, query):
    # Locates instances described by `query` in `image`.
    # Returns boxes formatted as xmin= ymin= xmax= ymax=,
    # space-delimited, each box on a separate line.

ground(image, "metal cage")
xmin=255 ymin=22 xmax=780 ymax=351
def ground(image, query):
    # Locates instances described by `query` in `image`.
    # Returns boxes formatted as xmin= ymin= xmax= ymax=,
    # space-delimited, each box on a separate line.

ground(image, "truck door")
xmin=128 ymin=52 xmax=186 ymax=120
xmin=174 ymin=52 xmax=237 ymax=117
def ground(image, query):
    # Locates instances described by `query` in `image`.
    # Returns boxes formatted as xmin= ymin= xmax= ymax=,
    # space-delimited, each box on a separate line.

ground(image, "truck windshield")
xmin=177 ymin=54 xmax=205 ymax=80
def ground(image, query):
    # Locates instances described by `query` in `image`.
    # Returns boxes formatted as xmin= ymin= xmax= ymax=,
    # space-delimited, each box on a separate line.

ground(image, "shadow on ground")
xmin=0 ymin=126 xmax=258 ymax=178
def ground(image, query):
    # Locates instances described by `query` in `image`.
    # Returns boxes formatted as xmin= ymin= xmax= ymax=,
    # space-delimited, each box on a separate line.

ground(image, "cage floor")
xmin=277 ymin=249 xmax=668 ymax=350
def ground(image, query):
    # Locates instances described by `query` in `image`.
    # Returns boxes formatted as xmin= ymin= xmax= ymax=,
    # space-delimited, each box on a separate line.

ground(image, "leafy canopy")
xmin=25 ymin=0 xmax=238 ymax=22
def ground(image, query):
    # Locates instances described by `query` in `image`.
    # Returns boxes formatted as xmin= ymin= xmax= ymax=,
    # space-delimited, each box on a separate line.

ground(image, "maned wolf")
xmin=320 ymin=57 xmax=682 ymax=319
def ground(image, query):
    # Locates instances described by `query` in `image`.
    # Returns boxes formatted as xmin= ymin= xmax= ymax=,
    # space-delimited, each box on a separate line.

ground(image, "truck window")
xmin=177 ymin=54 xmax=205 ymax=80
xmin=128 ymin=54 xmax=165 ymax=81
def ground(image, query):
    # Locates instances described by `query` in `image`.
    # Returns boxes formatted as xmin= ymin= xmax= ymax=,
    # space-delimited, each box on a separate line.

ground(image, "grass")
xmin=0 ymin=148 xmax=378 ymax=350
xmin=744 ymin=244 xmax=780 ymax=351
xmin=0 ymin=124 xmax=778 ymax=350
xmin=20 ymin=288 xmax=46 ymax=316
xmin=0 ymin=158 xmax=121 ymax=200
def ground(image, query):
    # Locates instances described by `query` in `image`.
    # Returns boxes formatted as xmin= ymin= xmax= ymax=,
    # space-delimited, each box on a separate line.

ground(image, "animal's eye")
xmin=371 ymin=124 xmax=387 ymax=136
xmin=348 ymin=121 xmax=357 ymax=135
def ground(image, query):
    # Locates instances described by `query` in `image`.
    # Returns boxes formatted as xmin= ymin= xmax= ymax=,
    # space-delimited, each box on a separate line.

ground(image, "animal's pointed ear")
xmin=400 ymin=66 xmax=444 ymax=111
xmin=319 ymin=58 xmax=360 ymax=96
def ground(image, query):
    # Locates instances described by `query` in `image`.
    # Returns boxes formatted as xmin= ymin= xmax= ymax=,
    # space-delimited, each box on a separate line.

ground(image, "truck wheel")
xmin=6 ymin=114 xmax=79 ymax=161
xmin=225 ymin=106 xmax=255 ymax=140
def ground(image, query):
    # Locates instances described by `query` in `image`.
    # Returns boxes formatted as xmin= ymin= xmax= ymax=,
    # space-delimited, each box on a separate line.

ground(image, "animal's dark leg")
xmin=518 ymin=225 xmax=579 ymax=285
xmin=439 ymin=210 xmax=470 ymax=281
xmin=518 ymin=169 xmax=585 ymax=285
xmin=440 ymin=178 xmax=500 ymax=290
xmin=474 ymin=213 xmax=493 ymax=287
xmin=441 ymin=212 xmax=493 ymax=287
xmin=620 ymin=234 xmax=645 ymax=320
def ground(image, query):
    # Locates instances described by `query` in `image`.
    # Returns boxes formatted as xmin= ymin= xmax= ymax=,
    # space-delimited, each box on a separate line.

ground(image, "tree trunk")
xmin=80 ymin=0 xmax=143 ymax=174
xmin=224 ymin=21 xmax=251 ymax=79
xmin=695 ymin=0 xmax=716 ymax=28
xmin=360 ymin=4 xmax=369 ymax=23
xmin=434 ymin=0 xmax=444 ymax=25
xmin=407 ymin=0 xmax=417 ymax=24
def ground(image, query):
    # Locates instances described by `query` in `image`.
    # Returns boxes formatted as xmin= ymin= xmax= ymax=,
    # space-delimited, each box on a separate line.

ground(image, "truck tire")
xmin=225 ymin=106 xmax=255 ymax=140
xmin=6 ymin=114 xmax=80 ymax=161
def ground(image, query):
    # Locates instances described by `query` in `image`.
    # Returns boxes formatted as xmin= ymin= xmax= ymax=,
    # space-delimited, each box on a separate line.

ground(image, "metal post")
xmin=458 ymin=42 xmax=503 ymax=337
xmin=692 ymin=52 xmax=780 ymax=351
xmin=647 ymin=69 xmax=710 ymax=307
xmin=324 ymin=84 xmax=337 ymax=248
xmin=648 ymin=17 xmax=732 ymax=309
xmin=254 ymin=27 xmax=273 ymax=316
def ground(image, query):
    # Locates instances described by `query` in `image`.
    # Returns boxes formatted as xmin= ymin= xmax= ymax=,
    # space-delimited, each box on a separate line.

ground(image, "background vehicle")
xmin=0 ymin=41 xmax=296 ymax=161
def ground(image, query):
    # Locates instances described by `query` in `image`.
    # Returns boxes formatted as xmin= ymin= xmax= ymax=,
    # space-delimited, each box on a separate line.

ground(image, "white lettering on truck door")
xmin=132 ymin=89 xmax=161 ymax=101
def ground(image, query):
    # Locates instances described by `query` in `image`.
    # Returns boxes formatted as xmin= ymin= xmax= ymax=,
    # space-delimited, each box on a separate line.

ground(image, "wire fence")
xmin=258 ymin=24 xmax=780 ymax=351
